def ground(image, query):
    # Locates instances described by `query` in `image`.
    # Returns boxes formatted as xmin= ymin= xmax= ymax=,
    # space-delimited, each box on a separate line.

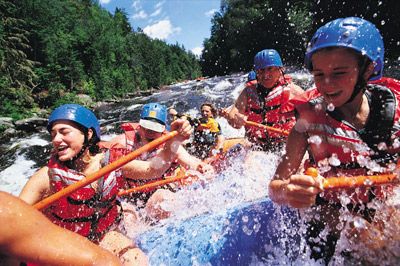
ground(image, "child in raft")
xmin=268 ymin=17 xmax=400 ymax=264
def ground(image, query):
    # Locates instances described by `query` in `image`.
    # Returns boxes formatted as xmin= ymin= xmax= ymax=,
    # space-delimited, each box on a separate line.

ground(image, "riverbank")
xmin=0 ymin=88 xmax=159 ymax=144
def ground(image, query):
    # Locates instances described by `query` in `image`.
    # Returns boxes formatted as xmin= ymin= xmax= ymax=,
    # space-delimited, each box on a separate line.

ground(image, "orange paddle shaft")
xmin=305 ymin=167 xmax=398 ymax=189
xmin=118 ymin=174 xmax=189 ymax=197
xmin=245 ymin=121 xmax=289 ymax=136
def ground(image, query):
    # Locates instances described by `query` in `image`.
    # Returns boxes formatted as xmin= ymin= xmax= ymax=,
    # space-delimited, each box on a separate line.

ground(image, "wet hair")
xmin=73 ymin=123 xmax=101 ymax=156
xmin=201 ymin=103 xmax=218 ymax=117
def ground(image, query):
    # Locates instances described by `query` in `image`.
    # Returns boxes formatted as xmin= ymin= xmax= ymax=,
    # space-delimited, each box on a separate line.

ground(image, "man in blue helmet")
xmin=269 ymin=17 xmax=400 ymax=264
xmin=107 ymin=102 xmax=214 ymax=220
xmin=19 ymin=104 xmax=148 ymax=264
xmin=221 ymin=49 xmax=304 ymax=151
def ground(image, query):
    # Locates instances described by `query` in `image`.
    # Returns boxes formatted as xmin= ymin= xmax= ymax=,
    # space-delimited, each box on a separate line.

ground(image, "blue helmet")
xmin=47 ymin=104 xmax=101 ymax=140
xmin=247 ymin=70 xmax=256 ymax=81
xmin=254 ymin=49 xmax=283 ymax=70
xmin=139 ymin=103 xmax=168 ymax=133
xmin=305 ymin=17 xmax=384 ymax=81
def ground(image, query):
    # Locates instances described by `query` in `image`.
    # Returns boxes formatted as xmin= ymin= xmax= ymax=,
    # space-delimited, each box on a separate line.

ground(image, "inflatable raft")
xmin=137 ymin=198 xmax=301 ymax=265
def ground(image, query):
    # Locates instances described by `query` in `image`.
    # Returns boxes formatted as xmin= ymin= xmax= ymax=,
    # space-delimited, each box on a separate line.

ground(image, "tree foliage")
xmin=201 ymin=0 xmax=400 ymax=76
xmin=0 ymin=0 xmax=201 ymax=118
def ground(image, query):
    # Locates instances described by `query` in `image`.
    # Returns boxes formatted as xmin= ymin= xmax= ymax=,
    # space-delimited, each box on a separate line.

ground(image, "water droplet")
xmin=377 ymin=142 xmax=387 ymax=151
xmin=342 ymin=145 xmax=350 ymax=153
xmin=328 ymin=153 xmax=341 ymax=166
xmin=364 ymin=178 xmax=373 ymax=186
xmin=242 ymin=215 xmax=249 ymax=223
xmin=353 ymin=217 xmax=367 ymax=229
xmin=327 ymin=103 xmax=335 ymax=111
xmin=381 ymin=20 xmax=385 ymax=25
xmin=308 ymin=135 xmax=322 ymax=145
xmin=373 ymin=13 xmax=377 ymax=18
xmin=393 ymin=138 xmax=400 ymax=149
xmin=361 ymin=49 xmax=367 ymax=55
xmin=242 ymin=225 xmax=253 ymax=236
xmin=336 ymin=222 xmax=344 ymax=230
xmin=294 ymin=118 xmax=309 ymax=133
xmin=317 ymin=158 xmax=331 ymax=174
xmin=356 ymin=154 xmax=368 ymax=167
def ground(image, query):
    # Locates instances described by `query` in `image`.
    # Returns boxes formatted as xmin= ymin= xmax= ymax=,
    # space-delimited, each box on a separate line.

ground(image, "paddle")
xmin=34 ymin=131 xmax=179 ymax=210
xmin=118 ymin=173 xmax=190 ymax=197
xmin=220 ymin=105 xmax=289 ymax=136
xmin=305 ymin=167 xmax=398 ymax=189
xmin=244 ymin=121 xmax=289 ymax=136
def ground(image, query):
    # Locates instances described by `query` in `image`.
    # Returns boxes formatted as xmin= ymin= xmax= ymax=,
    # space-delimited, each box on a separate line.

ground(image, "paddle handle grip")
xmin=245 ymin=121 xmax=289 ymax=136
xmin=305 ymin=167 xmax=398 ymax=189
xmin=34 ymin=131 xmax=179 ymax=210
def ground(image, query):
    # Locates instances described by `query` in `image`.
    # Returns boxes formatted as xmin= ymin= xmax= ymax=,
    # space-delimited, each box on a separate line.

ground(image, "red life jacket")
xmin=296 ymin=77 xmax=400 ymax=203
xmin=45 ymin=155 xmax=122 ymax=242
xmin=244 ymin=77 xmax=298 ymax=143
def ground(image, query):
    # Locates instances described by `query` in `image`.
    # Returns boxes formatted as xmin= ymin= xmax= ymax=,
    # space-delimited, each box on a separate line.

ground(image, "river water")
xmin=1 ymin=70 xmax=399 ymax=264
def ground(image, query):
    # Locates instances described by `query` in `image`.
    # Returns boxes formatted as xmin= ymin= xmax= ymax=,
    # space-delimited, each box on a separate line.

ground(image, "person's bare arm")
xmin=19 ymin=166 xmax=50 ymax=204
xmin=176 ymin=146 xmax=215 ymax=176
xmin=268 ymin=126 xmax=322 ymax=208
xmin=214 ymin=134 xmax=225 ymax=151
xmin=0 ymin=192 xmax=121 ymax=266
xmin=122 ymin=118 xmax=192 ymax=180
xmin=221 ymin=89 xmax=248 ymax=129
xmin=122 ymin=151 xmax=179 ymax=180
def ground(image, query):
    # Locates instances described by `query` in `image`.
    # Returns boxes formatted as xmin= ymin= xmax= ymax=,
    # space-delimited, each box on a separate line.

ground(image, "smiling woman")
xmin=18 ymin=104 xmax=148 ymax=265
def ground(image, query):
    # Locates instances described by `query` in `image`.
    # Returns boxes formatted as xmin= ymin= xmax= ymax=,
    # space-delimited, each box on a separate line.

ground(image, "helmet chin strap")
xmin=345 ymin=59 xmax=369 ymax=104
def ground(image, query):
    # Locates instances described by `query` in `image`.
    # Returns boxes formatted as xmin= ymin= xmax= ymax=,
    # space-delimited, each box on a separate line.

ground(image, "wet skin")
xmin=50 ymin=120 xmax=91 ymax=162
xmin=311 ymin=47 xmax=360 ymax=107
xmin=256 ymin=66 xmax=281 ymax=89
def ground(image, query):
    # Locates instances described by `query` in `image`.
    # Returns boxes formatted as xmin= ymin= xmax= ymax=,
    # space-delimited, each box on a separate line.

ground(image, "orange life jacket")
xmin=45 ymin=155 xmax=122 ymax=242
xmin=296 ymin=77 xmax=400 ymax=203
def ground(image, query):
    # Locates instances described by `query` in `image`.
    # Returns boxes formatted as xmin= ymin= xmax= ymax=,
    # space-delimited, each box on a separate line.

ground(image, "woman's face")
xmin=311 ymin=48 xmax=360 ymax=107
xmin=201 ymin=105 xmax=213 ymax=119
xmin=50 ymin=121 xmax=86 ymax=161
xmin=256 ymin=66 xmax=282 ymax=89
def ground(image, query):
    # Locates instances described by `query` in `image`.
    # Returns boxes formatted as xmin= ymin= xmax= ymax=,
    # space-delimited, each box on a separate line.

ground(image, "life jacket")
xmin=45 ymin=155 xmax=122 ymax=243
xmin=296 ymin=77 xmax=400 ymax=203
xmin=193 ymin=117 xmax=221 ymax=152
xmin=117 ymin=123 xmax=178 ymax=194
xmin=244 ymin=76 xmax=298 ymax=143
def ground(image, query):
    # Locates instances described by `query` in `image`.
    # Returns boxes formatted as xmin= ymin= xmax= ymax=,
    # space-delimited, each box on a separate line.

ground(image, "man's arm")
xmin=0 ymin=192 xmax=121 ymax=266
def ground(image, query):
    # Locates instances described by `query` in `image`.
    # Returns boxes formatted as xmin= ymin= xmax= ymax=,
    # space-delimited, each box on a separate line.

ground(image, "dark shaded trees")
xmin=201 ymin=0 xmax=399 ymax=76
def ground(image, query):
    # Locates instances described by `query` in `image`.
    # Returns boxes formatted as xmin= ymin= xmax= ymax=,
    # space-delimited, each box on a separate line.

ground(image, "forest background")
xmin=1 ymin=0 xmax=399 ymax=121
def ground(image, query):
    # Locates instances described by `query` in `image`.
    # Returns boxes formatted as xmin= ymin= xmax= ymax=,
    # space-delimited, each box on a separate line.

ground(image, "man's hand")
xmin=170 ymin=118 xmax=192 ymax=142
